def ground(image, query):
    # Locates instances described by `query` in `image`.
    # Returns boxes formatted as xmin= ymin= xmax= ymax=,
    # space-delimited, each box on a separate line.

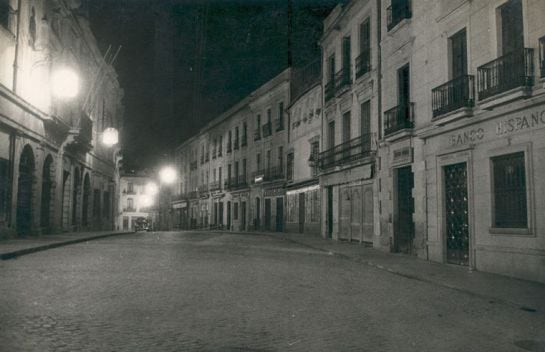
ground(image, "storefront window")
xmin=492 ymin=152 xmax=527 ymax=228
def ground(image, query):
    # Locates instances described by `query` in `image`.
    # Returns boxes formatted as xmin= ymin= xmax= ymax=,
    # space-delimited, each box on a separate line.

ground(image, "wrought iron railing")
xmin=262 ymin=122 xmax=272 ymax=137
xmin=477 ymin=48 xmax=534 ymax=100
xmin=319 ymin=134 xmax=374 ymax=170
xmin=384 ymin=103 xmax=414 ymax=136
xmin=334 ymin=68 xmax=351 ymax=92
xmin=254 ymin=128 xmax=261 ymax=141
xmin=252 ymin=167 xmax=284 ymax=182
xmin=356 ymin=50 xmax=371 ymax=78
xmin=209 ymin=181 xmax=221 ymax=192
xmin=224 ymin=176 xmax=248 ymax=190
xmin=123 ymin=207 xmax=136 ymax=212
xmin=432 ymin=75 xmax=475 ymax=118
xmin=325 ymin=80 xmax=335 ymax=102
xmin=275 ymin=118 xmax=284 ymax=132
xmin=387 ymin=0 xmax=412 ymax=31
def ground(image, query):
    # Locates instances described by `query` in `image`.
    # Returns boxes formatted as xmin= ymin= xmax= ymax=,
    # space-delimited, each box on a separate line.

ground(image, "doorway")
xmin=226 ymin=201 xmax=231 ymax=230
xmin=444 ymin=162 xmax=470 ymax=266
xmin=298 ymin=193 xmax=305 ymax=233
xmin=16 ymin=145 xmax=35 ymax=236
xmin=394 ymin=166 xmax=414 ymax=254
xmin=275 ymin=197 xmax=283 ymax=232
xmin=255 ymin=197 xmax=260 ymax=230
xmin=327 ymin=187 xmax=333 ymax=238
xmin=264 ymin=198 xmax=271 ymax=231
xmin=241 ymin=201 xmax=246 ymax=231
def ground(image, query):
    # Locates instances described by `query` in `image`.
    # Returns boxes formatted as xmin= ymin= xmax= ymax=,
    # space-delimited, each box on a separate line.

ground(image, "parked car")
xmin=135 ymin=217 xmax=150 ymax=232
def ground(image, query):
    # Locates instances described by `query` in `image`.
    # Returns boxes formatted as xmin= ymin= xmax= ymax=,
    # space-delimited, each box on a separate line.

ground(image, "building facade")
xmin=118 ymin=174 xmax=153 ymax=231
xmin=285 ymin=61 xmax=322 ymax=235
xmin=319 ymin=0 xmax=380 ymax=244
xmin=0 ymin=0 xmax=123 ymax=238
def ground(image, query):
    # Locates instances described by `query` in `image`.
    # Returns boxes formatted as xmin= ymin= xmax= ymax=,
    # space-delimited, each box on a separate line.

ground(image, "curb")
xmin=0 ymin=231 xmax=135 ymax=260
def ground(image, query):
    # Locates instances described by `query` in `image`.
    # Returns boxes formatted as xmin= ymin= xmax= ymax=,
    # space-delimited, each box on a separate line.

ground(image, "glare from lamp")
xmin=138 ymin=194 xmax=154 ymax=208
xmin=102 ymin=127 xmax=119 ymax=146
xmin=51 ymin=68 xmax=79 ymax=98
xmin=159 ymin=166 xmax=177 ymax=184
xmin=145 ymin=182 xmax=159 ymax=196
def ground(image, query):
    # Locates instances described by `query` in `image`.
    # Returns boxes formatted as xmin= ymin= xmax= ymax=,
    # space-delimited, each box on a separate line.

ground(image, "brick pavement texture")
xmin=0 ymin=231 xmax=544 ymax=351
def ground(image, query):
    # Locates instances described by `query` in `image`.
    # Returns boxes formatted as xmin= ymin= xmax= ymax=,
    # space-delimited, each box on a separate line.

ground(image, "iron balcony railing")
xmin=224 ymin=176 xmax=248 ymax=190
xmin=254 ymin=128 xmax=261 ymax=141
xmin=355 ymin=50 xmax=371 ymax=78
xmin=432 ymin=75 xmax=475 ymax=118
xmin=325 ymin=80 xmax=335 ymax=102
xmin=384 ymin=102 xmax=415 ymax=136
xmin=387 ymin=0 xmax=412 ymax=31
xmin=539 ymin=37 xmax=545 ymax=78
xmin=252 ymin=166 xmax=284 ymax=182
xmin=209 ymin=181 xmax=221 ymax=192
xmin=123 ymin=207 xmax=136 ymax=212
xmin=262 ymin=122 xmax=272 ymax=138
xmin=198 ymin=184 xmax=209 ymax=197
xmin=477 ymin=48 xmax=534 ymax=101
xmin=319 ymin=134 xmax=374 ymax=170
xmin=334 ymin=68 xmax=351 ymax=92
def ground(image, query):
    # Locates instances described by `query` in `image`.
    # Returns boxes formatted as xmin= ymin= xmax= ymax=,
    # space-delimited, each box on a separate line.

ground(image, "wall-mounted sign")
xmin=449 ymin=128 xmax=484 ymax=147
xmin=391 ymin=146 xmax=412 ymax=166
xmin=254 ymin=175 xmax=264 ymax=183
xmin=264 ymin=188 xmax=285 ymax=197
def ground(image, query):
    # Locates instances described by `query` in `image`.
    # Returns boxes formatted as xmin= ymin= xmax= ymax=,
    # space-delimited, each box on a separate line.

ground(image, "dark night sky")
xmin=88 ymin=0 xmax=338 ymax=170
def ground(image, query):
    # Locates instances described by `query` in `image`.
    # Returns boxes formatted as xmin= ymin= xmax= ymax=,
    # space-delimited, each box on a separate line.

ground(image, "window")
xmin=266 ymin=150 xmax=271 ymax=171
xmin=387 ymin=0 xmax=412 ymax=31
xmin=0 ymin=157 xmax=9 ymax=224
xmin=235 ymin=127 xmax=239 ymax=149
xmin=278 ymin=146 xmax=283 ymax=170
xmin=218 ymin=136 xmax=223 ymax=156
xmin=450 ymin=29 xmax=467 ymax=78
xmin=356 ymin=19 xmax=371 ymax=78
xmin=227 ymin=131 xmax=232 ymax=152
xmin=128 ymin=182 xmax=134 ymax=193
xmin=539 ymin=36 xmax=545 ymax=78
xmin=277 ymin=102 xmax=284 ymax=131
xmin=328 ymin=121 xmax=335 ymax=149
xmin=287 ymin=152 xmax=294 ymax=181
xmin=127 ymin=198 xmax=134 ymax=210
xmin=328 ymin=55 xmax=335 ymax=83
xmin=257 ymin=153 xmax=261 ymax=171
xmin=492 ymin=152 xmax=527 ymax=228
xmin=0 ymin=0 xmax=11 ymax=30
xmin=499 ymin=0 xmax=523 ymax=56
xmin=213 ymin=139 xmax=217 ymax=158
xmin=310 ymin=141 xmax=319 ymax=177
xmin=218 ymin=167 xmax=222 ymax=188
xmin=242 ymin=122 xmax=248 ymax=145
xmin=234 ymin=202 xmax=239 ymax=220
xmin=234 ymin=161 xmax=239 ymax=183
xmin=361 ymin=101 xmax=371 ymax=151
xmin=310 ymin=189 xmax=321 ymax=222
xmin=342 ymin=36 xmax=351 ymax=77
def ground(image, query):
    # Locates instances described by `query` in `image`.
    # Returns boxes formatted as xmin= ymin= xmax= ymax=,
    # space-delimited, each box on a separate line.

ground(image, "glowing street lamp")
xmin=145 ymin=182 xmax=159 ymax=196
xmin=159 ymin=166 xmax=177 ymax=185
xmin=101 ymin=127 xmax=119 ymax=147
xmin=51 ymin=68 xmax=79 ymax=99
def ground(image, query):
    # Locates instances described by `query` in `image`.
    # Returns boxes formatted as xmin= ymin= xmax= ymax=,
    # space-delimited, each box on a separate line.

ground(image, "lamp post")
xmin=157 ymin=166 xmax=177 ymax=230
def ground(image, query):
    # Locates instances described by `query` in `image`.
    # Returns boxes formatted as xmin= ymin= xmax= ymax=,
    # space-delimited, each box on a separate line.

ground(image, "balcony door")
xmin=450 ymin=29 xmax=467 ymax=79
xmin=398 ymin=64 xmax=410 ymax=108
xmin=361 ymin=101 xmax=371 ymax=152
xmin=500 ymin=0 xmax=523 ymax=56
xmin=342 ymin=36 xmax=351 ymax=78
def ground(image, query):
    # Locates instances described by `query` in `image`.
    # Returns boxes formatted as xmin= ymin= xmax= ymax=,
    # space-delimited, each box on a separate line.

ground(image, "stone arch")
xmin=82 ymin=172 xmax=91 ymax=228
xmin=40 ymin=154 xmax=55 ymax=231
xmin=16 ymin=144 xmax=35 ymax=235
xmin=72 ymin=166 xmax=81 ymax=227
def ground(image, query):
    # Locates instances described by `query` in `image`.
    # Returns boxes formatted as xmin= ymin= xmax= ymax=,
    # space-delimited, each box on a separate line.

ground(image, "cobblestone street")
xmin=0 ymin=231 xmax=543 ymax=351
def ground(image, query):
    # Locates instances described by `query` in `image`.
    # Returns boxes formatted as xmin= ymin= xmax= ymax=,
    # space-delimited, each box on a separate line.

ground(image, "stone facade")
xmin=118 ymin=175 xmax=153 ymax=231
xmin=0 ymin=0 xmax=123 ymax=238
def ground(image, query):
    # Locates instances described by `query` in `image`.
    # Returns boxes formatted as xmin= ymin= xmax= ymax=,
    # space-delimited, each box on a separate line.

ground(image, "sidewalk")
xmin=223 ymin=230 xmax=545 ymax=314
xmin=0 ymin=230 xmax=133 ymax=260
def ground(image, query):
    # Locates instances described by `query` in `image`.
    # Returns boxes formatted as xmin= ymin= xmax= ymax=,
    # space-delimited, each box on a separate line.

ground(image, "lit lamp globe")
xmin=138 ymin=194 xmax=154 ymax=208
xmin=102 ymin=127 xmax=119 ymax=147
xmin=159 ymin=166 xmax=177 ymax=185
xmin=51 ymin=68 xmax=79 ymax=99
xmin=145 ymin=182 xmax=159 ymax=196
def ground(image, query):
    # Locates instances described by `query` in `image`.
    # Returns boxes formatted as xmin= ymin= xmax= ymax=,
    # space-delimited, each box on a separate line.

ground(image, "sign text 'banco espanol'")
xmin=449 ymin=108 xmax=545 ymax=147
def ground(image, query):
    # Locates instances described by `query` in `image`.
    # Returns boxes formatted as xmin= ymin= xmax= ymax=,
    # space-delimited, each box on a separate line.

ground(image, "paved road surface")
xmin=0 ymin=231 xmax=543 ymax=351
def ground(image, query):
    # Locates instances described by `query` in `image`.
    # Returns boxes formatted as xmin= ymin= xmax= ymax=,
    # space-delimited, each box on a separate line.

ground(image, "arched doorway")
xmin=40 ymin=155 xmax=54 ymax=231
xmin=16 ymin=145 xmax=35 ymax=235
xmin=72 ymin=167 xmax=80 ymax=227
xmin=82 ymin=173 xmax=90 ymax=227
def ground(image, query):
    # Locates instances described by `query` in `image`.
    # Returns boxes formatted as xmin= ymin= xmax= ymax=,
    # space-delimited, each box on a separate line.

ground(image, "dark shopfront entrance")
xmin=264 ymin=198 xmax=271 ymax=231
xmin=275 ymin=197 xmax=283 ymax=232
xmin=394 ymin=166 xmax=414 ymax=254
xmin=444 ymin=162 xmax=470 ymax=266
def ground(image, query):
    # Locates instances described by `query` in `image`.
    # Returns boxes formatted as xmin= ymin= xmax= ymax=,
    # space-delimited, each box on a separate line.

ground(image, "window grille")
xmin=492 ymin=152 xmax=527 ymax=228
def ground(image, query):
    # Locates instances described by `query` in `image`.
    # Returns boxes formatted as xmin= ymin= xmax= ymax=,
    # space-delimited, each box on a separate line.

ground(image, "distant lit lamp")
xmin=51 ymin=68 xmax=79 ymax=99
xmin=102 ymin=127 xmax=119 ymax=146
xmin=159 ymin=166 xmax=177 ymax=185
xmin=145 ymin=182 xmax=159 ymax=196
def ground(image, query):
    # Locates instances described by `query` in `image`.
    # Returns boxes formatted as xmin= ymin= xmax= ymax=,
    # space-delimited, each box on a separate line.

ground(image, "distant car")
xmin=134 ymin=217 xmax=150 ymax=232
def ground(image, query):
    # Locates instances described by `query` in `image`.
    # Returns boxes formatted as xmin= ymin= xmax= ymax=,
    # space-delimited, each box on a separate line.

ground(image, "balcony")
xmin=254 ymin=128 xmax=261 ymax=141
xmin=241 ymin=135 xmax=247 ymax=147
xmin=224 ymin=176 xmax=248 ymax=190
xmin=123 ymin=207 xmax=136 ymax=212
xmin=325 ymin=81 xmax=335 ymax=102
xmin=262 ymin=122 xmax=272 ymax=138
xmin=319 ymin=134 xmax=374 ymax=170
xmin=387 ymin=0 xmax=412 ymax=31
xmin=253 ymin=166 xmax=285 ymax=182
xmin=432 ymin=75 xmax=475 ymax=118
xmin=275 ymin=118 xmax=284 ymax=132
xmin=477 ymin=48 xmax=534 ymax=101
xmin=384 ymin=103 xmax=414 ymax=137
xmin=198 ymin=184 xmax=209 ymax=197
xmin=334 ymin=68 xmax=351 ymax=93
xmin=355 ymin=50 xmax=371 ymax=78
xmin=209 ymin=181 xmax=221 ymax=192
